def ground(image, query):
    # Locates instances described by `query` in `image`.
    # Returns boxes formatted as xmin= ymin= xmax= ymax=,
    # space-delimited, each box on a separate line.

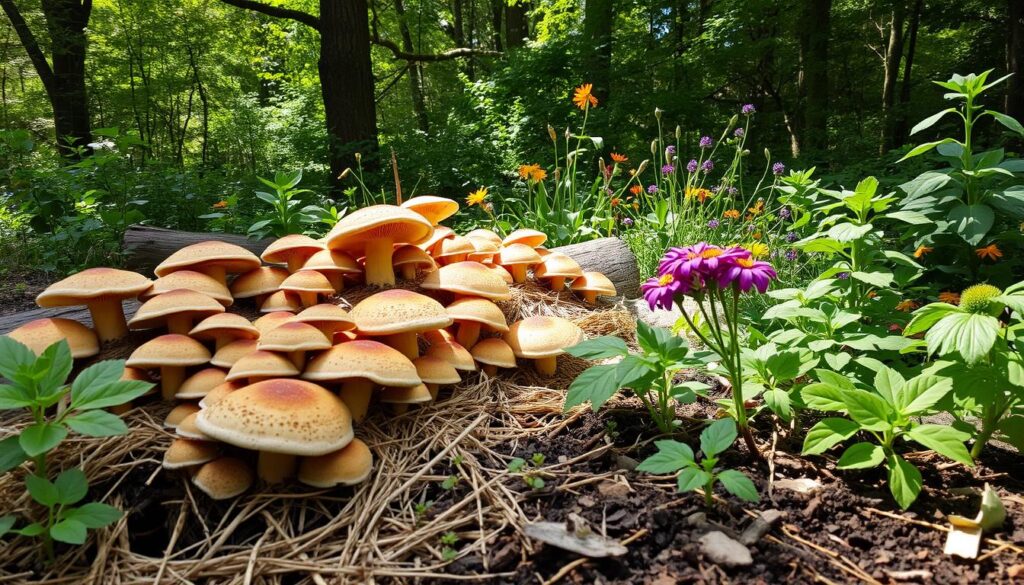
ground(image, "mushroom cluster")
xmin=4 ymin=197 xmax=614 ymax=499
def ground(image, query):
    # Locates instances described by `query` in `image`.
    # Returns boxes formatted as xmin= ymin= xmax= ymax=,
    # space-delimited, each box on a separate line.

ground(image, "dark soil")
xmin=0 ymin=270 xmax=48 ymax=315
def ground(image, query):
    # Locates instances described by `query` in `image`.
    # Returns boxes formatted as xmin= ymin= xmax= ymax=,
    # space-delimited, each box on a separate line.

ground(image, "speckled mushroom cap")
xmin=211 ymin=339 xmax=259 ymax=368
xmin=164 ymin=403 xmax=200 ymax=428
xmin=504 ymin=316 xmax=584 ymax=359
xmin=419 ymin=225 xmax=455 ymax=253
xmin=401 ymin=195 xmax=459 ymax=225
xmin=298 ymin=438 xmax=373 ymax=488
xmin=5 ymin=318 xmax=99 ymax=358
xmin=425 ymin=338 xmax=477 ymax=371
xmin=176 ymin=412 xmax=211 ymax=440
xmin=128 ymin=289 xmax=225 ymax=330
xmin=445 ymin=298 xmax=509 ymax=332
xmin=303 ymin=340 xmax=420 ymax=387
xmin=253 ymin=312 xmax=295 ymax=335
xmin=154 ymin=241 xmax=261 ymax=278
xmin=499 ymin=243 xmax=542 ymax=267
xmin=350 ymin=289 xmax=452 ymax=335
xmin=127 ymin=334 xmax=211 ymax=368
xmin=488 ymin=264 xmax=514 ymax=284
xmin=470 ymin=338 xmax=517 ymax=368
xmin=36 ymin=267 xmax=151 ymax=306
xmin=163 ymin=438 xmax=219 ymax=470
xmin=393 ymin=245 xmax=436 ymax=271
xmin=303 ymin=249 xmax=361 ymax=274
xmin=257 ymin=321 xmax=331 ymax=352
xmin=192 ymin=457 xmax=254 ymax=500
xmin=420 ymin=261 xmax=511 ymax=301
xmin=570 ymin=272 xmax=616 ymax=296
xmin=434 ymin=236 xmax=475 ymax=260
xmin=466 ymin=237 xmax=499 ymax=262
xmin=294 ymin=304 xmax=355 ymax=331
xmin=325 ymin=205 xmax=434 ymax=254
xmin=176 ymin=367 xmax=229 ymax=400
xmin=280 ymin=270 xmax=335 ymax=295
xmin=190 ymin=313 xmax=259 ymax=342
xmin=141 ymin=270 xmax=233 ymax=306
xmin=199 ymin=380 xmax=245 ymax=409
xmin=465 ymin=229 xmax=502 ymax=246
xmin=225 ymin=350 xmax=299 ymax=381
xmin=230 ymin=266 xmax=290 ymax=299
xmin=501 ymin=228 xmax=547 ymax=249
xmin=261 ymin=234 xmax=325 ymax=265
xmin=413 ymin=355 xmax=461 ymax=385
xmin=260 ymin=290 xmax=301 ymax=313
xmin=196 ymin=379 xmax=353 ymax=456
xmin=380 ymin=383 xmax=432 ymax=404
xmin=534 ymin=253 xmax=583 ymax=280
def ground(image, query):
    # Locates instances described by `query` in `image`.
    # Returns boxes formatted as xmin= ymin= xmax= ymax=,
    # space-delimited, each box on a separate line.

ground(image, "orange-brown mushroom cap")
xmin=192 ymin=457 xmax=254 ymax=500
xmin=420 ymin=261 xmax=511 ymax=301
xmin=280 ymin=270 xmax=335 ymax=296
xmin=303 ymin=340 xmax=420 ymax=387
xmin=297 ymin=438 xmax=373 ymax=487
xmin=401 ymin=195 xmax=459 ymax=226
xmin=230 ymin=266 xmax=290 ymax=299
xmin=570 ymin=271 xmax=617 ymax=298
xmin=5 ymin=318 xmax=99 ymax=358
xmin=379 ymin=383 xmax=433 ymax=404
xmin=128 ymin=289 xmax=225 ymax=332
xmin=504 ymin=316 xmax=584 ymax=359
xmin=127 ymin=334 xmax=211 ymax=369
xmin=434 ymin=236 xmax=475 ymax=261
xmin=261 ymin=235 xmax=325 ymax=271
xmin=225 ymin=350 xmax=299 ymax=381
xmin=164 ymin=403 xmax=201 ymax=428
xmin=499 ymin=243 xmax=543 ymax=267
xmin=190 ymin=313 xmax=259 ymax=345
xmin=257 ymin=321 xmax=331 ymax=353
xmin=210 ymin=339 xmax=259 ymax=368
xmin=534 ymin=253 xmax=584 ymax=280
xmin=465 ymin=229 xmax=502 ymax=246
xmin=325 ymin=205 xmax=434 ymax=254
xmin=350 ymin=289 xmax=452 ymax=335
xmin=445 ymin=298 xmax=509 ymax=332
xmin=176 ymin=367 xmax=229 ymax=400
xmin=36 ymin=267 xmax=151 ymax=307
xmin=199 ymin=380 xmax=245 ymax=409
xmin=293 ymin=304 xmax=355 ymax=333
xmin=253 ymin=312 xmax=295 ymax=335
xmin=302 ymin=249 xmax=362 ymax=274
xmin=413 ymin=355 xmax=461 ymax=385
xmin=393 ymin=245 xmax=436 ymax=273
xmin=471 ymin=338 xmax=517 ymax=368
xmin=163 ymin=437 xmax=219 ymax=470
xmin=501 ymin=228 xmax=547 ymax=248
xmin=419 ymin=225 xmax=455 ymax=253
xmin=141 ymin=270 xmax=233 ymax=306
xmin=425 ymin=337 xmax=477 ymax=371
xmin=260 ymin=290 xmax=301 ymax=313
xmin=154 ymin=241 xmax=260 ymax=278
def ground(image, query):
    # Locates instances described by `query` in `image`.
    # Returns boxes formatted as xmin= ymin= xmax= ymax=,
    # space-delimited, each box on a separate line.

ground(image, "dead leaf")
xmin=597 ymin=480 xmax=631 ymax=499
xmin=775 ymin=477 xmax=823 ymax=494
xmin=524 ymin=517 xmax=628 ymax=558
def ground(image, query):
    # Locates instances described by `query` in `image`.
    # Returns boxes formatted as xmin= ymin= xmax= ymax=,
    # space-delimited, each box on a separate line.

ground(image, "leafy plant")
xmin=637 ymin=419 xmax=758 ymax=509
xmin=247 ymin=170 xmax=337 ymax=239
xmin=0 ymin=338 xmax=153 ymax=561
xmin=440 ymin=531 xmax=459 ymax=561
xmin=507 ymin=453 xmax=547 ymax=490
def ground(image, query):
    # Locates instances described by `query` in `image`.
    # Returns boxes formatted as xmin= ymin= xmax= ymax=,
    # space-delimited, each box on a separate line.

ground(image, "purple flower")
xmin=746 ymin=223 xmax=756 ymax=232
xmin=642 ymin=274 xmax=684 ymax=311
xmin=605 ymin=187 xmax=614 ymax=196
xmin=666 ymin=145 xmax=676 ymax=155
xmin=701 ymin=159 xmax=714 ymax=173
xmin=727 ymin=186 xmax=738 ymax=195
xmin=718 ymin=257 xmax=777 ymax=293
xmin=647 ymin=184 xmax=659 ymax=194
xmin=837 ymin=272 xmax=850 ymax=280
xmin=686 ymin=159 xmax=699 ymax=173
xmin=779 ymin=207 xmax=791 ymax=219
xmin=742 ymin=104 xmax=756 ymax=115
xmin=785 ymin=249 xmax=798 ymax=261
xmin=661 ymin=164 xmax=675 ymax=176
xmin=699 ymin=136 xmax=713 ymax=149
xmin=711 ymin=185 xmax=721 ymax=193
xmin=707 ymin=219 xmax=720 ymax=229
xmin=785 ymin=231 xmax=798 ymax=243
xmin=622 ymin=217 xmax=634 ymax=227
xmin=772 ymin=162 xmax=785 ymax=176
xmin=659 ymin=243 xmax=749 ymax=289
xmin=734 ymin=128 xmax=745 ymax=138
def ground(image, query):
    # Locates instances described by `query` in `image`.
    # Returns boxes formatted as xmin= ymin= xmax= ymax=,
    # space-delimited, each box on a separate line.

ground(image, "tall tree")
xmin=892 ymin=0 xmax=922 ymax=143
xmin=797 ymin=0 xmax=831 ymax=156
xmin=0 ymin=0 xmax=92 ymax=156
xmin=1008 ymin=0 xmax=1023 ymax=125
xmin=505 ymin=1 xmax=528 ymax=48
xmin=392 ymin=0 xmax=429 ymax=134
xmin=879 ymin=0 xmax=906 ymax=154
xmin=583 ymin=0 xmax=612 ymax=101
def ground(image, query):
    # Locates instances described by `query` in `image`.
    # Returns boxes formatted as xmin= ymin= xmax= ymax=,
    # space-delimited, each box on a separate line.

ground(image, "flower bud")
xmin=742 ymin=149 xmax=750 ymax=156
xmin=338 ymin=168 xmax=352 ymax=180
xmin=675 ymin=126 xmax=682 ymax=140
xmin=598 ymin=157 xmax=607 ymax=179
xmin=547 ymin=124 xmax=557 ymax=143
xmin=655 ymin=108 xmax=663 ymax=120
xmin=650 ymin=140 xmax=658 ymax=156
xmin=355 ymin=152 xmax=362 ymax=163
xmin=636 ymin=159 xmax=649 ymax=174
xmin=565 ymin=127 xmax=571 ymax=140
xmin=728 ymin=115 xmax=738 ymax=127
xmin=764 ymin=148 xmax=771 ymax=160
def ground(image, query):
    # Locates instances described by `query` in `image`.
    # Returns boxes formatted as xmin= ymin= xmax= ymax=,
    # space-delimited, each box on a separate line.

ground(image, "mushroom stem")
xmin=286 ymin=257 xmax=304 ymax=273
xmin=202 ymin=265 xmax=228 ymax=286
xmin=160 ymin=366 xmax=186 ymax=401
xmin=287 ymin=350 xmax=307 ymax=370
xmin=426 ymin=383 xmax=439 ymax=400
xmin=364 ymin=238 xmax=396 ymax=286
xmin=456 ymin=322 xmax=481 ymax=349
xmin=534 ymin=356 xmax=558 ymax=377
xmin=385 ymin=332 xmax=419 ymax=360
xmin=166 ymin=314 xmax=193 ymax=335
xmin=297 ymin=291 xmax=319 ymax=307
xmin=340 ymin=379 xmax=374 ymax=423
xmin=583 ymin=291 xmax=597 ymax=305
xmin=399 ymin=265 xmax=417 ymax=280
xmin=87 ymin=298 xmax=129 ymax=342
xmin=391 ymin=404 xmax=410 ymax=415
xmin=482 ymin=364 xmax=498 ymax=376
xmin=254 ymin=293 xmax=270 ymax=306
xmin=548 ymin=277 xmax=567 ymax=292
xmin=508 ymin=265 xmax=528 ymax=283
xmin=325 ymin=272 xmax=345 ymax=292
xmin=257 ymin=452 xmax=296 ymax=483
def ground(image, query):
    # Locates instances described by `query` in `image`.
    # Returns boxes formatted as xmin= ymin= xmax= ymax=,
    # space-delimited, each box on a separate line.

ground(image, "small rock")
xmin=699 ymin=531 xmax=753 ymax=567
xmin=775 ymin=477 xmax=823 ymax=494
xmin=874 ymin=551 xmax=892 ymax=565
xmin=739 ymin=510 xmax=784 ymax=545
xmin=614 ymin=455 xmax=639 ymax=471
xmin=557 ymin=455 xmax=568 ymax=464
xmin=597 ymin=480 xmax=631 ymax=499
xmin=578 ymin=495 xmax=596 ymax=508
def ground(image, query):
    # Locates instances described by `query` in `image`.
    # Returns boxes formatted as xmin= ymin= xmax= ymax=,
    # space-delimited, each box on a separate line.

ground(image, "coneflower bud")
xmin=764 ymin=148 xmax=771 ymax=160
xmin=728 ymin=115 xmax=738 ymax=127
xmin=548 ymin=124 xmax=557 ymax=143
xmin=675 ymin=126 xmax=681 ymax=140
xmin=554 ymin=168 xmax=561 ymax=183
xmin=355 ymin=152 xmax=362 ymax=163
xmin=654 ymin=108 xmax=663 ymax=120
xmin=650 ymin=140 xmax=658 ymax=156
xmin=565 ymin=127 xmax=571 ymax=140
xmin=338 ymin=168 xmax=352 ymax=180
xmin=636 ymin=159 xmax=649 ymax=174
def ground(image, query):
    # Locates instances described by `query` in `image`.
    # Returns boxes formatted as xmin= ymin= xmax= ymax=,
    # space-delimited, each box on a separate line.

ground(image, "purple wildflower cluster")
xmin=742 ymin=104 xmax=756 ymax=115
xmin=686 ymin=159 xmax=699 ymax=173
xmin=701 ymin=159 xmax=714 ymax=173
xmin=734 ymin=128 xmax=745 ymax=138
xmin=699 ymin=135 xmax=713 ymax=149
xmin=666 ymin=145 xmax=677 ymax=156
xmin=779 ymin=207 xmax=792 ymax=219
xmin=647 ymin=184 xmax=659 ymax=194
xmin=661 ymin=164 xmax=676 ymax=176
xmin=641 ymin=243 xmax=778 ymax=310
xmin=707 ymin=219 xmax=720 ymax=229
xmin=772 ymin=162 xmax=786 ymax=176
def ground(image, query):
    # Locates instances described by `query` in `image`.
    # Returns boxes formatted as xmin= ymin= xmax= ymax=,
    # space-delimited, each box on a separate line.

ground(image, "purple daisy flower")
xmin=718 ymin=257 xmax=777 ymax=293
xmin=642 ymin=274 xmax=684 ymax=311
xmin=727 ymin=186 xmax=738 ymax=195
xmin=779 ymin=207 xmax=791 ymax=219
xmin=837 ymin=272 xmax=850 ymax=280
xmin=622 ymin=217 xmax=634 ymax=227
xmin=772 ymin=162 xmax=785 ymax=176
xmin=707 ymin=219 xmax=720 ymax=229
xmin=699 ymin=136 xmax=713 ymax=149
xmin=785 ymin=231 xmax=798 ymax=243
xmin=734 ymin=128 xmax=745 ymax=138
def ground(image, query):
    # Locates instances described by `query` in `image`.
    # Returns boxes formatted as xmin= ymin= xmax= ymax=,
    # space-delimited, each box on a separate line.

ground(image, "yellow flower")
xmin=212 ymin=200 xmax=228 ymax=209
xmin=466 ymin=187 xmax=488 ymax=207
xmin=938 ymin=292 xmax=961 ymax=305
xmin=572 ymin=83 xmax=598 ymax=110
xmin=723 ymin=209 xmax=741 ymax=220
xmin=913 ymin=245 xmax=933 ymax=259
xmin=748 ymin=199 xmax=765 ymax=216
xmin=530 ymin=167 xmax=547 ymax=182
xmin=610 ymin=152 xmax=628 ymax=163
xmin=976 ymin=244 xmax=1003 ymax=261
xmin=685 ymin=186 xmax=712 ymax=202
xmin=749 ymin=242 xmax=769 ymax=258
xmin=895 ymin=300 xmax=920 ymax=312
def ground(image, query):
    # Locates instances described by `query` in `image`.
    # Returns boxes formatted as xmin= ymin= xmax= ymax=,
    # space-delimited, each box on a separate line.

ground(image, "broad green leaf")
xmin=700 ymin=419 xmax=737 ymax=459
xmin=0 ymin=337 xmax=36 ymax=381
xmin=676 ymin=467 xmax=711 ymax=493
xmin=851 ymin=271 xmax=894 ymax=288
xmin=50 ymin=519 xmax=87 ymax=545
xmin=636 ymin=320 xmax=678 ymax=355
xmin=925 ymin=312 xmax=999 ymax=364
xmin=763 ymin=389 xmax=792 ymax=421
xmin=796 ymin=237 xmax=846 ymax=255
xmin=35 ymin=341 xmax=73 ymax=400
xmin=717 ymin=470 xmax=759 ymax=502
xmin=906 ymin=425 xmax=972 ymax=466
xmin=0 ymin=384 xmax=33 ymax=409
xmin=71 ymin=379 xmax=152 ymax=412
xmin=990 ymin=111 xmax=1024 ymax=136
xmin=827 ymin=223 xmax=873 ymax=243
xmin=836 ymin=442 xmax=885 ymax=469
xmin=998 ymin=415 xmax=1024 ymax=451
xmin=765 ymin=351 xmax=802 ymax=382
xmin=616 ymin=355 xmax=659 ymax=388
xmin=989 ymin=186 xmax=1024 ymax=219
xmin=19 ymin=423 xmax=68 ymax=457
xmin=26 ymin=474 xmax=58 ymax=507
xmin=898 ymin=138 xmax=955 ymax=162
xmin=910 ymin=108 xmax=957 ymax=135
xmin=803 ymin=418 xmax=860 ymax=455
xmin=63 ymin=503 xmax=122 ymax=529
xmin=16 ymin=523 xmax=45 ymax=537
xmin=947 ymin=204 xmax=994 ymax=246
xmin=904 ymin=303 xmax=959 ymax=336
xmin=801 ymin=383 xmax=848 ymax=412
xmin=888 ymin=454 xmax=923 ymax=510
xmin=54 ymin=469 xmax=88 ymax=505
xmin=0 ymin=436 xmax=27 ymax=473
xmin=873 ymin=367 xmax=904 ymax=406
xmin=637 ymin=440 xmax=694 ymax=474
xmin=564 ymin=336 xmax=629 ymax=360
xmin=899 ymin=376 xmax=953 ymax=415
xmin=885 ymin=211 xmax=931 ymax=225
xmin=841 ymin=390 xmax=892 ymax=431
xmin=65 ymin=410 xmax=129 ymax=437
xmin=814 ymin=369 xmax=857 ymax=391
xmin=0 ymin=515 xmax=14 ymax=537
xmin=563 ymin=364 xmax=620 ymax=412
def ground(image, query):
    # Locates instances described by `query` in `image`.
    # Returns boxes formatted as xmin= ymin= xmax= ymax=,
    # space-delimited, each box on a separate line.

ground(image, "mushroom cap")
xmin=434 ymin=236 xmax=475 ymax=259
xmin=471 ymin=338 xmax=517 ymax=368
xmin=392 ymin=245 xmax=436 ymax=270
xmin=465 ymin=229 xmax=502 ymax=246
xmin=504 ymin=316 xmax=584 ymax=359
xmin=280 ymin=270 xmax=335 ymax=294
xmin=155 ymin=241 xmax=261 ymax=277
xmin=199 ymin=380 xmax=245 ymax=409
xmin=325 ymin=205 xmax=434 ymax=253
xmin=488 ymin=264 xmax=514 ymax=284
xmin=535 ymin=247 xmax=552 ymax=258
xmin=501 ymin=228 xmax=547 ymax=248
xmin=190 ymin=313 xmax=260 ymax=342
xmin=141 ymin=270 xmax=233 ymax=306
xmin=128 ymin=289 xmax=225 ymax=330
xmin=534 ymin=253 xmax=583 ymax=280
xmin=260 ymin=290 xmax=301 ymax=313
xmin=253 ymin=311 xmax=295 ymax=334
xmin=176 ymin=367 xmax=229 ymax=400
xmin=164 ymin=403 xmax=201 ymax=428
xmin=121 ymin=367 xmax=151 ymax=382
xmin=196 ymin=379 xmax=353 ymax=456
xmin=303 ymin=249 xmax=361 ymax=274
xmin=379 ymin=383 xmax=432 ymax=404
xmin=420 ymin=261 xmax=511 ymax=301
xmin=499 ymin=243 xmax=542 ymax=266
xmin=230 ymin=266 xmax=290 ymax=299
xmin=192 ymin=457 xmax=254 ymax=500
xmin=303 ymin=340 xmax=419 ymax=387
xmin=36 ymin=267 xmax=151 ymax=306
xmin=176 ymin=412 xmax=211 ymax=440
xmin=163 ymin=438 xmax=219 ymax=469
xmin=297 ymin=438 xmax=373 ymax=487
xmin=466 ymin=237 xmax=499 ymax=262
xmin=127 ymin=334 xmax=210 ymax=368
xmin=5 ymin=318 xmax=99 ymax=358
xmin=419 ymin=225 xmax=455 ymax=253
xmin=401 ymin=195 xmax=459 ymax=225
xmin=294 ymin=304 xmax=355 ymax=330
xmin=445 ymin=298 xmax=509 ymax=332
xmin=225 ymin=350 xmax=299 ymax=381
xmin=425 ymin=338 xmax=477 ymax=371
xmin=211 ymin=339 xmax=259 ymax=368
xmin=350 ymin=289 xmax=452 ymax=335
xmin=570 ymin=271 xmax=616 ymax=296
xmin=257 ymin=321 xmax=331 ymax=352
xmin=413 ymin=355 xmax=461 ymax=385
xmin=261 ymin=234 xmax=325 ymax=265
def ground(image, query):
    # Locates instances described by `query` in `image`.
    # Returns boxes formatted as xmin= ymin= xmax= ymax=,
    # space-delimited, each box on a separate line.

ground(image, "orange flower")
xmin=913 ymin=245 xmax=933 ymax=259
xmin=895 ymin=300 xmax=920 ymax=312
xmin=685 ymin=186 xmax=712 ymax=202
xmin=572 ymin=83 xmax=598 ymax=110
xmin=748 ymin=199 xmax=765 ymax=216
xmin=212 ymin=200 xmax=228 ymax=209
xmin=723 ymin=209 xmax=741 ymax=220
xmin=518 ymin=164 xmax=540 ymax=180
xmin=752 ymin=232 xmax=762 ymax=240
xmin=976 ymin=244 xmax=1003 ymax=261
xmin=610 ymin=152 xmax=628 ymax=163
xmin=611 ymin=198 xmax=621 ymax=207
xmin=530 ymin=167 xmax=547 ymax=182
xmin=630 ymin=184 xmax=643 ymax=196
xmin=938 ymin=292 xmax=961 ymax=305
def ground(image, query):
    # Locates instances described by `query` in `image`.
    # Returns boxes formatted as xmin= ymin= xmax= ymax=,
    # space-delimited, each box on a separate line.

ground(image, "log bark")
xmin=122 ymin=225 xmax=272 ymax=273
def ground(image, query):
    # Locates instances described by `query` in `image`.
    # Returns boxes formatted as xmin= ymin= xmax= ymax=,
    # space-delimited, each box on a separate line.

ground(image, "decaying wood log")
xmin=550 ymin=237 xmax=641 ymax=299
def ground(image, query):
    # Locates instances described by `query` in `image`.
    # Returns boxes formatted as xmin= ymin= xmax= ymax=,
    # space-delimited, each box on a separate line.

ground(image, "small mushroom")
xmin=466 ymin=237 xmax=499 ymax=264
xmin=325 ymin=205 xmax=434 ymax=286
xmin=257 ymin=321 xmax=331 ymax=369
xmin=392 ymin=245 xmax=436 ymax=280
xmin=35 ymin=267 xmax=152 ymax=342
xmin=401 ymin=195 xmax=459 ymax=226
xmin=163 ymin=437 xmax=219 ymax=470
xmin=499 ymin=243 xmax=543 ymax=284
xmin=293 ymin=303 xmax=356 ymax=338
xmin=465 ymin=229 xmax=502 ymax=246
xmin=380 ymin=382 xmax=433 ymax=414
xmin=504 ymin=316 xmax=584 ymax=376
xmin=253 ymin=311 xmax=295 ymax=335
xmin=424 ymin=330 xmax=477 ymax=372
xmin=471 ymin=338 xmax=517 ymax=376
xmin=225 ymin=350 xmax=299 ymax=384
xmin=199 ymin=380 xmax=245 ymax=409
xmin=302 ymin=249 xmax=361 ymax=292
xmin=176 ymin=412 xmax=212 ymax=441
xmin=413 ymin=355 xmax=461 ymax=400
xmin=298 ymin=438 xmax=373 ymax=488
xmin=141 ymin=270 xmax=233 ymax=306
xmin=349 ymin=289 xmax=452 ymax=359
xmin=502 ymin=228 xmax=547 ymax=249
xmin=419 ymin=225 xmax=455 ymax=253
xmin=164 ymin=403 xmax=201 ymax=429
xmin=421 ymin=261 xmax=511 ymax=301
xmin=155 ymin=241 xmax=261 ymax=286
xmin=230 ymin=266 xmax=289 ymax=305
xmin=189 ymin=313 xmax=260 ymax=350
xmin=210 ymin=339 xmax=259 ymax=369
xmin=127 ymin=334 xmax=211 ymax=400
xmin=570 ymin=272 xmax=617 ymax=304
xmin=434 ymin=236 xmax=475 ymax=265
xmin=175 ymin=368 xmax=229 ymax=401
xmin=5 ymin=318 xmax=98 ymax=359
xmin=280 ymin=270 xmax=335 ymax=308
xmin=192 ymin=457 xmax=255 ymax=499
xmin=534 ymin=253 xmax=584 ymax=292
xmin=445 ymin=297 xmax=509 ymax=349
xmin=261 ymin=234 xmax=325 ymax=273
xmin=260 ymin=290 xmax=301 ymax=313
xmin=128 ymin=289 xmax=225 ymax=335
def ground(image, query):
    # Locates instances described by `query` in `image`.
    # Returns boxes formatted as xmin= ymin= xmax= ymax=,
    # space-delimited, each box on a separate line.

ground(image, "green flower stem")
xmin=703 ymin=477 xmax=715 ymax=510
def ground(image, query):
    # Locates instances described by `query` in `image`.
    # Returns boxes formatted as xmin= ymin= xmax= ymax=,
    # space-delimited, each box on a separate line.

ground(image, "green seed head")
xmin=959 ymin=284 xmax=1002 ymax=315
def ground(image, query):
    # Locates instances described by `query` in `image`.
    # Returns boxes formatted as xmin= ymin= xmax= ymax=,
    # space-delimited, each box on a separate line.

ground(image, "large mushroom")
xmin=502 ymin=228 xmax=547 ymax=249
xmin=196 ymin=378 xmax=354 ymax=483
xmin=324 ymin=205 xmax=434 ymax=286
xmin=349 ymin=289 xmax=452 ymax=359
xmin=199 ymin=380 xmax=245 ymax=409
xmin=421 ymin=261 xmax=511 ymax=301
xmin=155 ymin=240 xmax=261 ymax=286
xmin=128 ymin=289 xmax=225 ymax=335
xmin=445 ymin=297 xmax=509 ymax=349
xmin=298 ymin=438 xmax=373 ymax=488
xmin=5 ymin=318 xmax=98 ymax=359
xmin=302 ymin=249 xmax=361 ymax=292
xmin=36 ymin=267 xmax=151 ymax=342
xmin=261 ymin=235 xmax=325 ymax=273
xmin=280 ymin=270 xmax=335 ymax=308
xmin=534 ymin=253 xmax=584 ymax=292
xmin=164 ymin=403 xmax=200 ymax=429
xmin=127 ymin=334 xmax=211 ymax=400
xmin=141 ymin=270 xmax=233 ymax=306
xmin=570 ymin=272 xmax=617 ymax=304
xmin=401 ymin=195 xmax=459 ymax=226
xmin=504 ymin=316 xmax=583 ymax=376
xmin=190 ymin=313 xmax=260 ymax=350
xmin=230 ymin=266 xmax=289 ymax=305
xmin=257 ymin=321 xmax=331 ymax=369
xmin=419 ymin=225 xmax=455 ymax=254
xmin=466 ymin=237 xmax=499 ymax=264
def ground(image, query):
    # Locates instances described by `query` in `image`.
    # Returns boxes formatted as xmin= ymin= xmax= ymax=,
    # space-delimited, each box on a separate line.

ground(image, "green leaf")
xmin=998 ymin=415 xmax=1024 ymax=451
xmin=801 ymin=383 xmax=848 ymax=412
xmin=899 ymin=376 xmax=953 ymax=415
xmin=563 ymin=364 xmax=621 ymax=412
xmin=899 ymin=138 xmax=954 ymax=162
xmin=888 ymin=454 xmax=923 ymax=510
xmin=564 ymin=336 xmax=629 ymax=360
xmin=0 ymin=337 xmax=36 ymax=381
xmin=71 ymin=379 xmax=152 ymax=412
xmin=873 ymin=367 xmax=904 ymax=405
xmin=906 ymin=425 xmax=972 ymax=466
xmin=765 ymin=351 xmax=802 ymax=382
xmin=26 ymin=474 xmax=59 ymax=507
xmin=616 ymin=355 xmax=659 ymax=388
xmin=910 ymin=108 xmax=957 ymax=135
xmin=990 ymin=111 xmax=1024 ymax=136
xmin=947 ymin=204 xmax=994 ymax=246
xmin=636 ymin=320 xmax=678 ymax=355
xmin=65 ymin=410 xmax=129 ymax=437
xmin=50 ymin=519 xmax=87 ymax=545
xmin=676 ymin=467 xmax=711 ymax=493
xmin=35 ymin=341 xmax=73 ymax=400
xmin=54 ymin=469 xmax=88 ymax=505
xmin=637 ymin=440 xmax=694 ymax=474
xmin=700 ymin=419 xmax=737 ymax=459
xmin=19 ymin=423 xmax=68 ymax=457
xmin=0 ymin=384 xmax=33 ymax=409
xmin=717 ymin=470 xmax=759 ymax=502
xmin=0 ymin=436 xmax=27 ymax=473
xmin=763 ymin=389 xmax=792 ymax=421
xmin=904 ymin=303 xmax=959 ymax=336
xmin=803 ymin=418 xmax=860 ymax=455
xmin=62 ymin=503 xmax=122 ymax=529
xmin=851 ymin=271 xmax=894 ymax=288
xmin=925 ymin=312 xmax=999 ymax=364
xmin=885 ymin=211 xmax=932 ymax=225
xmin=841 ymin=390 xmax=893 ymax=431
xmin=836 ymin=442 xmax=885 ymax=469
xmin=0 ymin=515 xmax=15 ymax=538
xmin=827 ymin=223 xmax=873 ymax=243
xmin=16 ymin=523 xmax=45 ymax=537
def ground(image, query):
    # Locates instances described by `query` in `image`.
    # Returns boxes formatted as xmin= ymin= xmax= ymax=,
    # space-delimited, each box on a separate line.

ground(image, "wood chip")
xmin=884 ymin=569 xmax=934 ymax=581
xmin=525 ymin=515 xmax=628 ymax=558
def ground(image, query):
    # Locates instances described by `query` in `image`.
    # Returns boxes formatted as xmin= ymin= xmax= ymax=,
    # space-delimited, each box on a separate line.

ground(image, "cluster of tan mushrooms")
xmin=4 ymin=196 xmax=617 ymax=500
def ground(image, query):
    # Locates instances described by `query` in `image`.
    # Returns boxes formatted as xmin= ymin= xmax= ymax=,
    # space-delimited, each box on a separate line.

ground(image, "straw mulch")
xmin=0 ymin=284 xmax=635 ymax=584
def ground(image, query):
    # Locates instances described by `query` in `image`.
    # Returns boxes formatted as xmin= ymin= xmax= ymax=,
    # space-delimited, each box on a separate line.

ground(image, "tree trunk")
xmin=583 ymin=0 xmax=613 ymax=103
xmin=880 ymin=1 xmax=906 ymax=155
xmin=797 ymin=0 xmax=831 ymax=156
xmin=452 ymin=0 xmax=465 ymax=47
xmin=490 ymin=0 xmax=502 ymax=51
xmin=505 ymin=1 xmax=528 ymax=48
xmin=893 ymin=0 xmax=921 ymax=143
xmin=394 ymin=0 xmax=429 ymax=134
xmin=319 ymin=0 xmax=379 ymax=180
xmin=1008 ymin=0 xmax=1024 ymax=127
